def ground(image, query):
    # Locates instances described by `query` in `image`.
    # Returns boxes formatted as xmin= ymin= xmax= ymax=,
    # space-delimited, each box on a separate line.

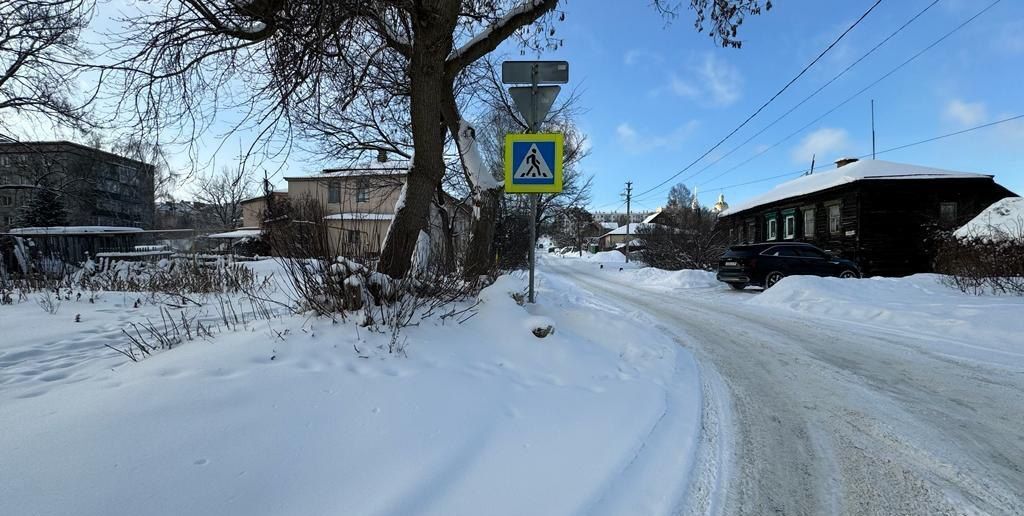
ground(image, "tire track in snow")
xmin=546 ymin=259 xmax=1024 ymax=515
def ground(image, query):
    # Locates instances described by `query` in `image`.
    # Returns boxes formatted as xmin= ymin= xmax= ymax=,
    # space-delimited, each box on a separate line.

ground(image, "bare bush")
xmin=934 ymin=227 xmax=1024 ymax=296
xmin=35 ymin=292 xmax=61 ymax=314
xmin=637 ymin=206 xmax=727 ymax=271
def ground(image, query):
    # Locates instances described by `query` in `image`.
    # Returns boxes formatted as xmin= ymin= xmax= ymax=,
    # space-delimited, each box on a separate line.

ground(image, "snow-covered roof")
xmin=599 ymin=222 xmax=619 ymax=230
xmin=720 ymin=159 xmax=993 ymax=216
xmin=207 ymin=228 xmax=262 ymax=239
xmin=954 ymin=197 xmax=1024 ymax=241
xmin=7 ymin=226 xmax=145 ymax=235
xmin=286 ymin=160 xmax=411 ymax=181
xmin=323 ymin=213 xmax=394 ymax=221
xmin=600 ymin=223 xmax=660 ymax=238
xmin=641 ymin=211 xmax=662 ymax=224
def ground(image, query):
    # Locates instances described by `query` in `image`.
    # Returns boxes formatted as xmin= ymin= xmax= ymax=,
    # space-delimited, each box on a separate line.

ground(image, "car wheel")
xmin=765 ymin=271 xmax=785 ymax=288
xmin=728 ymin=283 xmax=746 ymax=291
xmin=839 ymin=269 xmax=859 ymax=279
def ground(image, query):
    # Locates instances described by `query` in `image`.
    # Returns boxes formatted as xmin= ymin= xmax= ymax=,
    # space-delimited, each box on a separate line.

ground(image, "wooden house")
xmin=715 ymin=158 xmax=1017 ymax=276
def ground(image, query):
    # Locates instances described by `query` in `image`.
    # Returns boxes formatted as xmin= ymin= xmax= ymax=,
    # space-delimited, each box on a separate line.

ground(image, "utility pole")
xmin=624 ymin=181 xmax=632 ymax=263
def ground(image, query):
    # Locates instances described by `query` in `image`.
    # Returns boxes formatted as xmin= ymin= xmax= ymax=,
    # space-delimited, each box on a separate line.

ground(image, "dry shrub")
xmin=637 ymin=206 xmax=726 ymax=271
xmin=934 ymin=225 xmax=1024 ymax=295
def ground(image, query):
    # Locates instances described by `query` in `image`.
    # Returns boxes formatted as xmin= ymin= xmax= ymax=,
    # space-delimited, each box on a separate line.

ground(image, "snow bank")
xmin=750 ymin=274 xmax=1024 ymax=359
xmin=581 ymin=250 xmax=627 ymax=263
xmin=954 ymin=196 xmax=1024 ymax=241
xmin=618 ymin=267 xmax=720 ymax=289
xmin=1 ymin=265 xmax=702 ymax=516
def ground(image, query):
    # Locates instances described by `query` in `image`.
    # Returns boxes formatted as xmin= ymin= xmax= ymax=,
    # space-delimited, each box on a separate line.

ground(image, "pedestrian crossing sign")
xmin=504 ymin=133 xmax=564 ymax=193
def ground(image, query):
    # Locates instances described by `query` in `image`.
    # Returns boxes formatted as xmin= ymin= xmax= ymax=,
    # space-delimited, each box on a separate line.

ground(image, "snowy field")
xmin=0 ymin=259 xmax=701 ymax=516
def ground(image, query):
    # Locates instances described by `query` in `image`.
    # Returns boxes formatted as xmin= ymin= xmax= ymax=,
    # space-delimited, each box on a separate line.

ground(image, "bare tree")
xmin=0 ymin=0 xmax=94 ymax=132
xmin=652 ymin=0 xmax=771 ymax=48
xmin=105 ymin=0 xmax=767 ymax=278
xmin=190 ymin=166 xmax=254 ymax=230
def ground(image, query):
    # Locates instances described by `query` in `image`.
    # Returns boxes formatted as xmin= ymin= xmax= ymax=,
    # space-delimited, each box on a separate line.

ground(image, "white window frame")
xmin=767 ymin=218 xmax=778 ymax=240
xmin=803 ymin=208 xmax=815 ymax=238
xmin=828 ymin=204 xmax=841 ymax=234
xmin=784 ymin=214 xmax=796 ymax=239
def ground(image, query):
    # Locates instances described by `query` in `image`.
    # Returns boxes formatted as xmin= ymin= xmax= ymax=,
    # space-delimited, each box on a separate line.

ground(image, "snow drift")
xmin=750 ymin=274 xmax=1024 ymax=360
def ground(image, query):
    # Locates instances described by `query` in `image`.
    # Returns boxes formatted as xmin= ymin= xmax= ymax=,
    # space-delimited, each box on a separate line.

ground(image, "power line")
xmin=705 ymin=113 xmax=1024 ymax=194
xmin=676 ymin=0 xmax=940 ymax=187
xmin=693 ymin=0 xmax=1002 ymax=190
xmin=633 ymin=0 xmax=884 ymax=198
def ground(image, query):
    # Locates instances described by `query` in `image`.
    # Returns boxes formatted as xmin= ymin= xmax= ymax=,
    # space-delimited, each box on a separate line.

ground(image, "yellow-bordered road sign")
xmin=504 ymin=133 xmax=564 ymax=193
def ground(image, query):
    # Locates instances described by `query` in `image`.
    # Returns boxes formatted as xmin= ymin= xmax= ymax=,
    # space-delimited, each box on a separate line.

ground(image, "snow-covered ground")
xmin=0 ymin=260 xmax=702 ymax=516
xmin=752 ymin=274 xmax=1024 ymax=362
xmin=545 ymin=256 xmax=1024 ymax=514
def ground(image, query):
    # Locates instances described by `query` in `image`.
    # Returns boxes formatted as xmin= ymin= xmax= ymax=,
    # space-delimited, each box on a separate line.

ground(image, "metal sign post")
xmin=502 ymin=61 xmax=568 ymax=303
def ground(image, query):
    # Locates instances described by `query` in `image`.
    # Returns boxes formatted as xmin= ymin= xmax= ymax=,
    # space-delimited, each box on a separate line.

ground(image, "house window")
xmin=784 ymin=214 xmax=796 ymax=239
xmin=356 ymin=178 xmax=369 ymax=203
xmin=940 ymin=202 xmax=957 ymax=224
xmin=803 ymin=208 xmax=815 ymax=238
xmin=828 ymin=204 xmax=841 ymax=234
xmin=327 ymin=181 xmax=341 ymax=204
xmin=766 ymin=217 xmax=778 ymax=241
xmin=347 ymin=230 xmax=361 ymax=245
xmin=0 ymin=194 xmax=11 ymax=207
xmin=745 ymin=220 xmax=756 ymax=242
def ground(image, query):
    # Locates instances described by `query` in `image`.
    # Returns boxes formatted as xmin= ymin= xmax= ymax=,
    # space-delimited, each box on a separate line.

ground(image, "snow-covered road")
xmin=545 ymin=258 xmax=1024 ymax=515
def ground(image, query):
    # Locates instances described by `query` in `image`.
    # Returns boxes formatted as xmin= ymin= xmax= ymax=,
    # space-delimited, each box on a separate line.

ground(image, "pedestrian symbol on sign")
xmin=514 ymin=143 xmax=554 ymax=182
xmin=504 ymin=133 xmax=563 ymax=193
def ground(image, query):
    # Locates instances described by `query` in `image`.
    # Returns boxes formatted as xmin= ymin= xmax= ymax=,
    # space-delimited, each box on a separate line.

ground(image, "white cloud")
xmin=616 ymin=121 xmax=699 ymax=153
xmin=624 ymin=49 xmax=663 ymax=67
xmin=944 ymin=99 xmax=988 ymax=127
xmin=668 ymin=53 xmax=742 ymax=107
xmin=791 ymin=128 xmax=851 ymax=164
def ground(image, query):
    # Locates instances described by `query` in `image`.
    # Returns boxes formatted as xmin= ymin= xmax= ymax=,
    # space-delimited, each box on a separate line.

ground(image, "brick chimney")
xmin=376 ymin=149 xmax=388 ymax=163
xmin=835 ymin=157 xmax=859 ymax=168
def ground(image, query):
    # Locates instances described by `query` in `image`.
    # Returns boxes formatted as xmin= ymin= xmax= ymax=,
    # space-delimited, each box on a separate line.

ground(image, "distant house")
xmin=275 ymin=152 xmax=470 ymax=259
xmin=715 ymin=158 xmax=1017 ymax=276
xmin=598 ymin=222 xmax=659 ymax=251
xmin=239 ymin=191 xmax=288 ymax=229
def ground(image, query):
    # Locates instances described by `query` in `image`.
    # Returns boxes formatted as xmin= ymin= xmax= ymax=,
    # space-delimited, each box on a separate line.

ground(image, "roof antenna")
xmin=871 ymin=99 xmax=876 ymax=160
xmin=806 ymin=154 xmax=815 ymax=176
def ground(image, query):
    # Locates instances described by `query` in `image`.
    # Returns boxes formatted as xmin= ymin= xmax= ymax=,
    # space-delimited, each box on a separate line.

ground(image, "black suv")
xmin=716 ymin=242 xmax=860 ymax=290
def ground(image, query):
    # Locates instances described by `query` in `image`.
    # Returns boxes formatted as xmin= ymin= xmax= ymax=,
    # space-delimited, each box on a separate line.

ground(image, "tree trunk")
xmin=377 ymin=2 xmax=458 ymax=279
xmin=463 ymin=187 xmax=501 ymax=278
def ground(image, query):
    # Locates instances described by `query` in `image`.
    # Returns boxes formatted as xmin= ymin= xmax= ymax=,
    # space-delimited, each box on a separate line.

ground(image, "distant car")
xmin=716 ymin=242 xmax=860 ymax=290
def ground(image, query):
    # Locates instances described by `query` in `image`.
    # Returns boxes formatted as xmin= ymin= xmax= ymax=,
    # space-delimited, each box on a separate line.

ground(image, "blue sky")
xmin=8 ymin=0 xmax=1022 ymax=208
xmin=511 ymin=0 xmax=1024 ymax=212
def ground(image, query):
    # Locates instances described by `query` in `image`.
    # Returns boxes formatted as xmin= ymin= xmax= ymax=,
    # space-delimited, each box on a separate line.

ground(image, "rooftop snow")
xmin=7 ymin=226 xmax=145 ymax=235
xmin=720 ymin=159 xmax=992 ymax=216
xmin=207 ymin=229 xmax=262 ymax=239
xmin=954 ymin=196 xmax=1024 ymax=241
xmin=286 ymin=160 xmax=411 ymax=181
xmin=323 ymin=213 xmax=394 ymax=221
xmin=601 ymin=223 xmax=663 ymax=237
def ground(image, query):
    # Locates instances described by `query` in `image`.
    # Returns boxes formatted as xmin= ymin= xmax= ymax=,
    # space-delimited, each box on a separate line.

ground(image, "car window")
xmin=797 ymin=247 xmax=827 ymax=259
xmin=763 ymin=246 xmax=799 ymax=257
